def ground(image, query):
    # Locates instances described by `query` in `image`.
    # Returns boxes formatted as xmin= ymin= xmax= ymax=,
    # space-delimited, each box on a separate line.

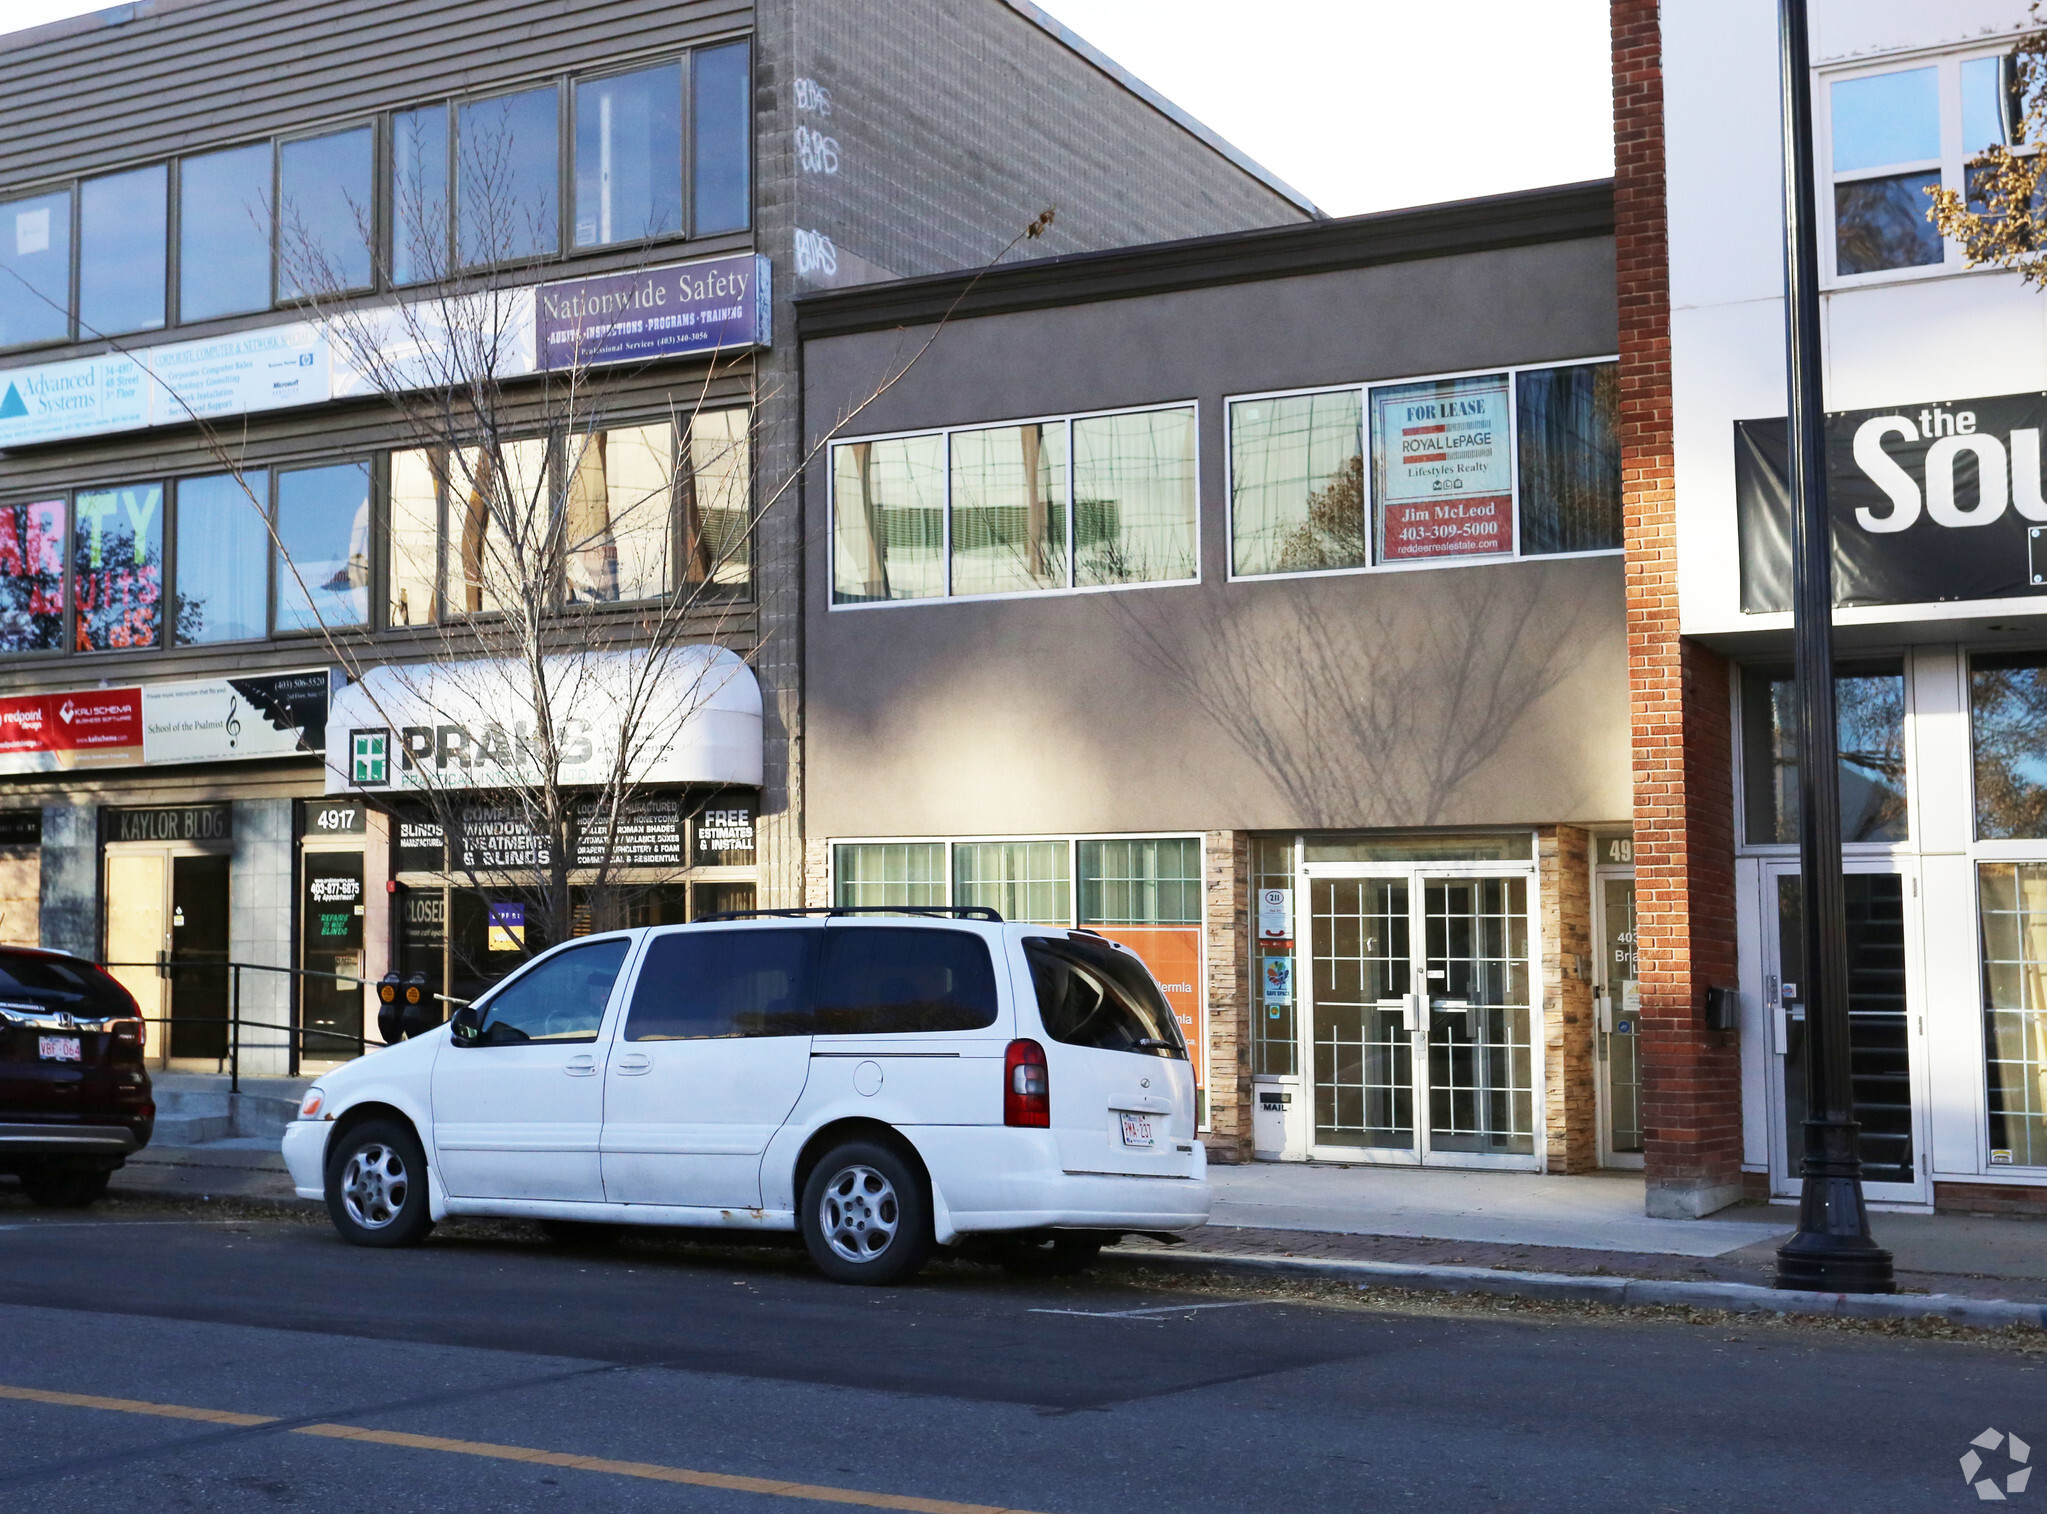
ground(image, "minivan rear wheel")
xmin=800 ymin=1141 xmax=932 ymax=1285
xmin=325 ymin=1119 xmax=434 ymax=1248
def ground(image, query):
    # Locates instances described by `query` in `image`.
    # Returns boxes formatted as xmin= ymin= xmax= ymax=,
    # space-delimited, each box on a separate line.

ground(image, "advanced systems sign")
xmin=1737 ymin=391 xmax=2047 ymax=611
xmin=0 ymin=669 xmax=332 ymax=775
xmin=0 ymin=254 xmax=769 ymax=451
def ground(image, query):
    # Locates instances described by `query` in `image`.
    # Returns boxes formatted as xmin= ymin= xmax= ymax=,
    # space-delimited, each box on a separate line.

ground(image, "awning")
xmin=324 ymin=646 xmax=761 ymax=795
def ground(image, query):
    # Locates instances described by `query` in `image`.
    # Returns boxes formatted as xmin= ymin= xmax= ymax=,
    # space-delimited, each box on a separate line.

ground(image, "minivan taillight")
xmin=1004 ymin=1038 xmax=1049 ymax=1127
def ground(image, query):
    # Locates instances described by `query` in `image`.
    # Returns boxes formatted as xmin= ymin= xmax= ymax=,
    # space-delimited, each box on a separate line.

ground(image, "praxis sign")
xmin=1737 ymin=390 xmax=2047 ymax=610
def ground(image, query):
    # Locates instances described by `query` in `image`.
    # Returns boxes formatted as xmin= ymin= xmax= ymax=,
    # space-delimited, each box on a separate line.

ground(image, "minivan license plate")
xmin=37 ymin=1036 xmax=81 ymax=1063
xmin=1119 ymin=1112 xmax=1156 ymax=1149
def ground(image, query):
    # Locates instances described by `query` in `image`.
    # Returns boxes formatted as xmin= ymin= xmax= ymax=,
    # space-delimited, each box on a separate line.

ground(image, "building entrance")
xmin=1761 ymin=863 xmax=1928 ymax=1205
xmin=1594 ymin=870 xmax=1642 ymax=1167
xmin=105 ymin=848 xmax=230 ymax=1065
xmin=1300 ymin=866 xmax=1539 ymax=1168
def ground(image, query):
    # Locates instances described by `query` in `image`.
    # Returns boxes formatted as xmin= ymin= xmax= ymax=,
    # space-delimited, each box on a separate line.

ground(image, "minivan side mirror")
xmin=449 ymin=1004 xmax=484 ymax=1045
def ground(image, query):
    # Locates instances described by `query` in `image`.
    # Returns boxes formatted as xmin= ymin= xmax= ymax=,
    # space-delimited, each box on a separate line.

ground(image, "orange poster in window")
xmin=1088 ymin=925 xmax=1203 ymax=1089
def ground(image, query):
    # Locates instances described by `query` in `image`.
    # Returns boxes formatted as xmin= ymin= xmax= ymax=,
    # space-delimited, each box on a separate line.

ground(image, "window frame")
xmin=0 ymin=182 xmax=77 ymax=355
xmin=1224 ymin=355 xmax=1622 ymax=585
xmin=569 ymin=57 xmax=690 ymax=253
xmin=1819 ymin=43 xmax=2031 ymax=289
xmin=273 ymin=119 xmax=382 ymax=304
xmin=826 ymin=399 xmax=1204 ymax=611
xmin=170 ymin=468 xmax=276 ymax=650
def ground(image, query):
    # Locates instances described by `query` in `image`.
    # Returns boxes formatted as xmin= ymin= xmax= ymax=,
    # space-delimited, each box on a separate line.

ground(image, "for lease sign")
xmin=1374 ymin=375 xmax=1515 ymax=561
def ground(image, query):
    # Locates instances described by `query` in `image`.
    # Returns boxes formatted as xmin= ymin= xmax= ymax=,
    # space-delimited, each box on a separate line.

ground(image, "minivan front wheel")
xmin=800 ymin=1141 xmax=932 ymax=1285
xmin=325 ymin=1119 xmax=434 ymax=1248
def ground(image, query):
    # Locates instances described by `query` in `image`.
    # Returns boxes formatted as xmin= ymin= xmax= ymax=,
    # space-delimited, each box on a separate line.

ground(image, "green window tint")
xmin=1251 ymin=834 xmax=1297 ymax=1077
xmin=832 ymin=435 xmax=945 ymax=603
xmin=1230 ymin=391 xmax=1364 ymax=576
xmin=1072 ymin=407 xmax=1197 ymax=587
xmin=950 ymin=422 xmax=1067 ymax=596
xmin=1079 ymin=837 xmax=1201 ymax=925
xmin=834 ymin=843 xmax=946 ymax=909
xmin=952 ymin=841 xmax=1070 ymax=924
xmin=1516 ymin=362 xmax=1621 ymax=555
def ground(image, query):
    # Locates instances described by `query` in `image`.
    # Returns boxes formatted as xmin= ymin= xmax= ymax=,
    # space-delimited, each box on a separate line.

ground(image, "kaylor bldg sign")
xmin=0 ymin=254 xmax=770 ymax=452
xmin=1737 ymin=390 xmax=2047 ymax=610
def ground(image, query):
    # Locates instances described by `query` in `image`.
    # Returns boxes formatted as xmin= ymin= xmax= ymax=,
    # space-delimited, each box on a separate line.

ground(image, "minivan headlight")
xmin=298 ymin=1088 xmax=327 ymax=1120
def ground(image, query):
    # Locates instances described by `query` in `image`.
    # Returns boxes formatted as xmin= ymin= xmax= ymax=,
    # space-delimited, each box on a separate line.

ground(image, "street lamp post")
xmin=1772 ymin=0 xmax=1895 ymax=1294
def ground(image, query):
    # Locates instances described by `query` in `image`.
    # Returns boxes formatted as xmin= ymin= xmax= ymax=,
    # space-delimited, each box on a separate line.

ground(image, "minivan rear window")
xmin=0 ymin=953 xmax=135 ymax=1019
xmin=1024 ymin=934 xmax=1186 ymax=1059
xmin=625 ymin=928 xmax=816 ymax=1041
xmin=814 ymin=927 xmax=998 ymax=1035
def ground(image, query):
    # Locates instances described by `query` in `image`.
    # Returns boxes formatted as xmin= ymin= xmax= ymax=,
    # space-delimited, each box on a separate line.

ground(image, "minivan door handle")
xmin=612 ymin=1053 xmax=651 ymax=1076
xmin=564 ymin=1054 xmax=598 ymax=1077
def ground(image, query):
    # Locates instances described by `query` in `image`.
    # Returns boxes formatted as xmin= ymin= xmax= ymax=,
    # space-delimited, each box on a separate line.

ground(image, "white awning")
xmin=324 ymin=646 xmax=761 ymax=795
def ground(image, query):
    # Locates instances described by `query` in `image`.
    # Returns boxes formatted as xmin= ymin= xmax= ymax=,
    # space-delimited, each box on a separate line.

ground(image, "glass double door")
xmin=1762 ymin=862 xmax=1927 ymax=1204
xmin=1302 ymin=870 xmax=1538 ymax=1167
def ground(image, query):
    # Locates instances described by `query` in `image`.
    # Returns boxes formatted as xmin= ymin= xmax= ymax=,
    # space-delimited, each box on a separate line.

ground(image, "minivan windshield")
xmin=1023 ymin=934 xmax=1186 ymax=1059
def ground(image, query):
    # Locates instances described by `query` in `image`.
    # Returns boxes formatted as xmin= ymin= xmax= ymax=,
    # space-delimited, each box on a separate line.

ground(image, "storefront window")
xmin=952 ymin=841 xmax=1069 ymax=923
xmin=1977 ymin=863 xmax=2047 ymax=1167
xmin=1229 ymin=391 xmax=1364 ymax=576
xmin=1072 ymin=407 xmax=1198 ymax=587
xmin=692 ymin=41 xmax=752 ymax=235
xmin=388 ymin=450 xmax=442 ymax=626
xmin=0 ymin=188 xmax=71 ymax=348
xmin=174 ymin=471 xmax=268 ymax=645
xmin=834 ymin=842 xmax=946 ymax=908
xmin=565 ymin=423 xmax=673 ymax=603
xmin=73 ymin=483 xmax=163 ymax=651
xmin=1740 ymin=662 xmax=1908 ymax=845
xmin=1971 ymin=651 xmax=2047 ymax=838
xmin=574 ymin=63 xmax=683 ymax=249
xmin=179 ymin=143 xmax=275 ymax=322
xmin=278 ymin=126 xmax=374 ymax=297
xmin=1252 ymin=835 xmax=1298 ymax=1076
xmin=950 ymin=422 xmax=1068 ymax=596
xmin=457 ymin=87 xmax=560 ymax=267
xmin=832 ymin=435 xmax=945 ymax=603
xmin=79 ymin=165 xmax=167 ymax=336
xmin=390 ymin=106 xmax=451 ymax=287
xmin=682 ymin=408 xmax=751 ymax=591
xmin=1517 ymin=362 xmax=1621 ymax=554
xmin=0 ymin=499 xmax=66 ymax=653
xmin=1079 ymin=838 xmax=1201 ymax=924
xmin=274 ymin=462 xmax=370 ymax=633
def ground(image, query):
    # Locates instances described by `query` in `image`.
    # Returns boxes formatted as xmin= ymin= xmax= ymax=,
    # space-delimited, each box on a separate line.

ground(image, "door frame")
xmin=1592 ymin=863 xmax=1643 ymax=1170
xmin=1298 ymin=857 xmax=1545 ymax=1170
xmin=101 ymin=838 xmax=234 ymax=1071
xmin=1756 ymin=855 xmax=1932 ymax=1208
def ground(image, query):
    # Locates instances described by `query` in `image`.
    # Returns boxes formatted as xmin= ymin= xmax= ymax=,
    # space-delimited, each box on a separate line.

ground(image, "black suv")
xmin=0 ymin=947 xmax=153 ymax=1207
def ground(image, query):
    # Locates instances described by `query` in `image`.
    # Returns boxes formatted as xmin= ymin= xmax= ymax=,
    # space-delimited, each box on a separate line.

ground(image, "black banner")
xmin=1737 ymin=390 xmax=2047 ymax=612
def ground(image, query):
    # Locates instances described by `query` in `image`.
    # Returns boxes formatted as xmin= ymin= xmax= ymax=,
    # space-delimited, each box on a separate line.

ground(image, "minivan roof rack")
xmin=694 ymin=905 xmax=1006 ymax=923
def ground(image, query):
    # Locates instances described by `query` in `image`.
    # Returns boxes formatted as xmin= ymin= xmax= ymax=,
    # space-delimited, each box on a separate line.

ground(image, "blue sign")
xmin=534 ymin=254 xmax=771 ymax=371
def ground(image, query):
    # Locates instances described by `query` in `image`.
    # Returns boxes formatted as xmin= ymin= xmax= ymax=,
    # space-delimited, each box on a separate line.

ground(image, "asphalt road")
xmin=0 ymin=1196 xmax=2036 ymax=1513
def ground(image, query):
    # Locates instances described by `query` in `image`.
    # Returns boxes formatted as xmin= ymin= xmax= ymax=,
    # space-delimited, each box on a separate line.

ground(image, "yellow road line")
xmin=0 ymin=1381 xmax=1046 ymax=1514
xmin=0 ymin=1383 xmax=276 ymax=1427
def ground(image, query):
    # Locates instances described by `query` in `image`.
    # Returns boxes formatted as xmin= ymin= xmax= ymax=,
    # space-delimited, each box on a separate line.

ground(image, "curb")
xmin=1104 ymin=1246 xmax=2047 ymax=1332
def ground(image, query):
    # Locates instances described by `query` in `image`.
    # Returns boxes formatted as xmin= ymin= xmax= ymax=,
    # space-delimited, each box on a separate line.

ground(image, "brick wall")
xmin=1540 ymin=825 xmax=1598 ymax=1172
xmin=1203 ymin=830 xmax=1252 ymax=1163
xmin=1615 ymin=0 xmax=1746 ymax=1218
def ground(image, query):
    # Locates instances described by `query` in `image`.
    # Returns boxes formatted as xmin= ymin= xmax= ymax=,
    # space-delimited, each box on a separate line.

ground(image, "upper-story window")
xmin=1229 ymin=359 xmax=1619 ymax=578
xmin=830 ymin=403 xmax=1199 ymax=606
xmin=0 ymin=39 xmax=751 ymax=353
xmin=1826 ymin=48 xmax=2027 ymax=282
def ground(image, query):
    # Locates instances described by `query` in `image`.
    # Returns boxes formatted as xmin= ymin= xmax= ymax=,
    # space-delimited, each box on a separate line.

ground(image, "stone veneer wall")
xmin=1540 ymin=825 xmax=1598 ymax=1172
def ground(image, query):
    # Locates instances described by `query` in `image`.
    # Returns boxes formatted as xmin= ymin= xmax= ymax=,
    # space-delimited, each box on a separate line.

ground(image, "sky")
xmin=3 ymin=0 xmax=1613 ymax=217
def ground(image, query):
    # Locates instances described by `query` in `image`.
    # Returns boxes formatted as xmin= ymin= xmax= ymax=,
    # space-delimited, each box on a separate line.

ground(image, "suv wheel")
xmin=800 ymin=1140 xmax=933 ymax=1285
xmin=20 ymin=1166 xmax=110 ymax=1209
xmin=325 ymin=1119 xmax=434 ymax=1248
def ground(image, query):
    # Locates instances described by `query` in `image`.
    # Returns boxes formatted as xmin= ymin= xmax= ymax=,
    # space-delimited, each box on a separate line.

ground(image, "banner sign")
xmin=535 ymin=255 xmax=771 ymax=371
xmin=0 ymin=668 xmax=332 ymax=776
xmin=1372 ymin=374 xmax=1515 ymax=562
xmin=0 ymin=254 xmax=768 ymax=451
xmin=1737 ymin=391 xmax=2047 ymax=611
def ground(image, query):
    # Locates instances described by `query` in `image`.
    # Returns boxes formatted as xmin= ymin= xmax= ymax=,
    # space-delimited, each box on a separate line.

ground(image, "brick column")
xmin=802 ymin=837 xmax=831 ymax=908
xmin=1616 ymin=0 xmax=1745 ymax=1217
xmin=1203 ymin=830 xmax=1252 ymax=1163
xmin=1540 ymin=825 xmax=1598 ymax=1173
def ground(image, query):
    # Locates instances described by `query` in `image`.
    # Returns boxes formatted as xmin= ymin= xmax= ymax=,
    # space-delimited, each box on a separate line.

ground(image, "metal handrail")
xmin=98 ymin=958 xmax=382 ymax=1094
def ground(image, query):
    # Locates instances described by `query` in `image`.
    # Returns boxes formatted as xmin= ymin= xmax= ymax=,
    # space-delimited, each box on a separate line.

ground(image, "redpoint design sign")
xmin=1372 ymin=374 xmax=1515 ymax=562
xmin=0 ymin=688 xmax=143 ymax=771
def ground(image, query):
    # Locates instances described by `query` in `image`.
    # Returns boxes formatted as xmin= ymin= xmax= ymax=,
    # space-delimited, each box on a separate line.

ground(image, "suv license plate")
xmin=37 ymin=1036 xmax=81 ymax=1063
xmin=1119 ymin=1112 xmax=1156 ymax=1149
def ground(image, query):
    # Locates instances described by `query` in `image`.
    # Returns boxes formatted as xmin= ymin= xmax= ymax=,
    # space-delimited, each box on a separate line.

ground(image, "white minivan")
xmin=281 ymin=909 xmax=1209 ymax=1283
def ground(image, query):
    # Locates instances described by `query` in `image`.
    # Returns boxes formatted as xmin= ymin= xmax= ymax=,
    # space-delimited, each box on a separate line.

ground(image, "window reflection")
xmin=1740 ymin=663 xmax=1909 ymax=844
xmin=180 ymin=144 xmax=275 ymax=322
xmin=457 ymin=88 xmax=560 ymax=267
xmin=1229 ymin=391 xmax=1364 ymax=576
xmin=1517 ymin=362 xmax=1621 ymax=554
xmin=79 ymin=165 xmax=166 ymax=336
xmin=950 ymin=422 xmax=1067 ymax=595
xmin=832 ymin=435 xmax=944 ymax=603
xmin=565 ymin=423 xmax=673 ymax=603
xmin=174 ymin=472 xmax=268 ymax=645
xmin=1835 ymin=172 xmax=1944 ymax=275
xmin=0 ymin=189 xmax=72 ymax=347
xmin=1831 ymin=68 xmax=1940 ymax=172
xmin=274 ymin=463 xmax=369 ymax=633
xmin=1972 ymin=651 xmax=2047 ymax=838
xmin=692 ymin=42 xmax=752 ymax=234
xmin=447 ymin=439 xmax=550 ymax=616
xmin=391 ymin=106 xmax=451 ymax=287
xmin=574 ymin=64 xmax=683 ymax=248
xmin=387 ymin=450 xmax=442 ymax=627
xmin=279 ymin=127 xmax=374 ymax=297
xmin=73 ymin=484 xmax=163 ymax=651
xmin=0 ymin=500 xmax=66 ymax=653
xmin=682 ymin=408 xmax=750 ymax=591
xmin=1072 ymin=407 xmax=1197 ymax=587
